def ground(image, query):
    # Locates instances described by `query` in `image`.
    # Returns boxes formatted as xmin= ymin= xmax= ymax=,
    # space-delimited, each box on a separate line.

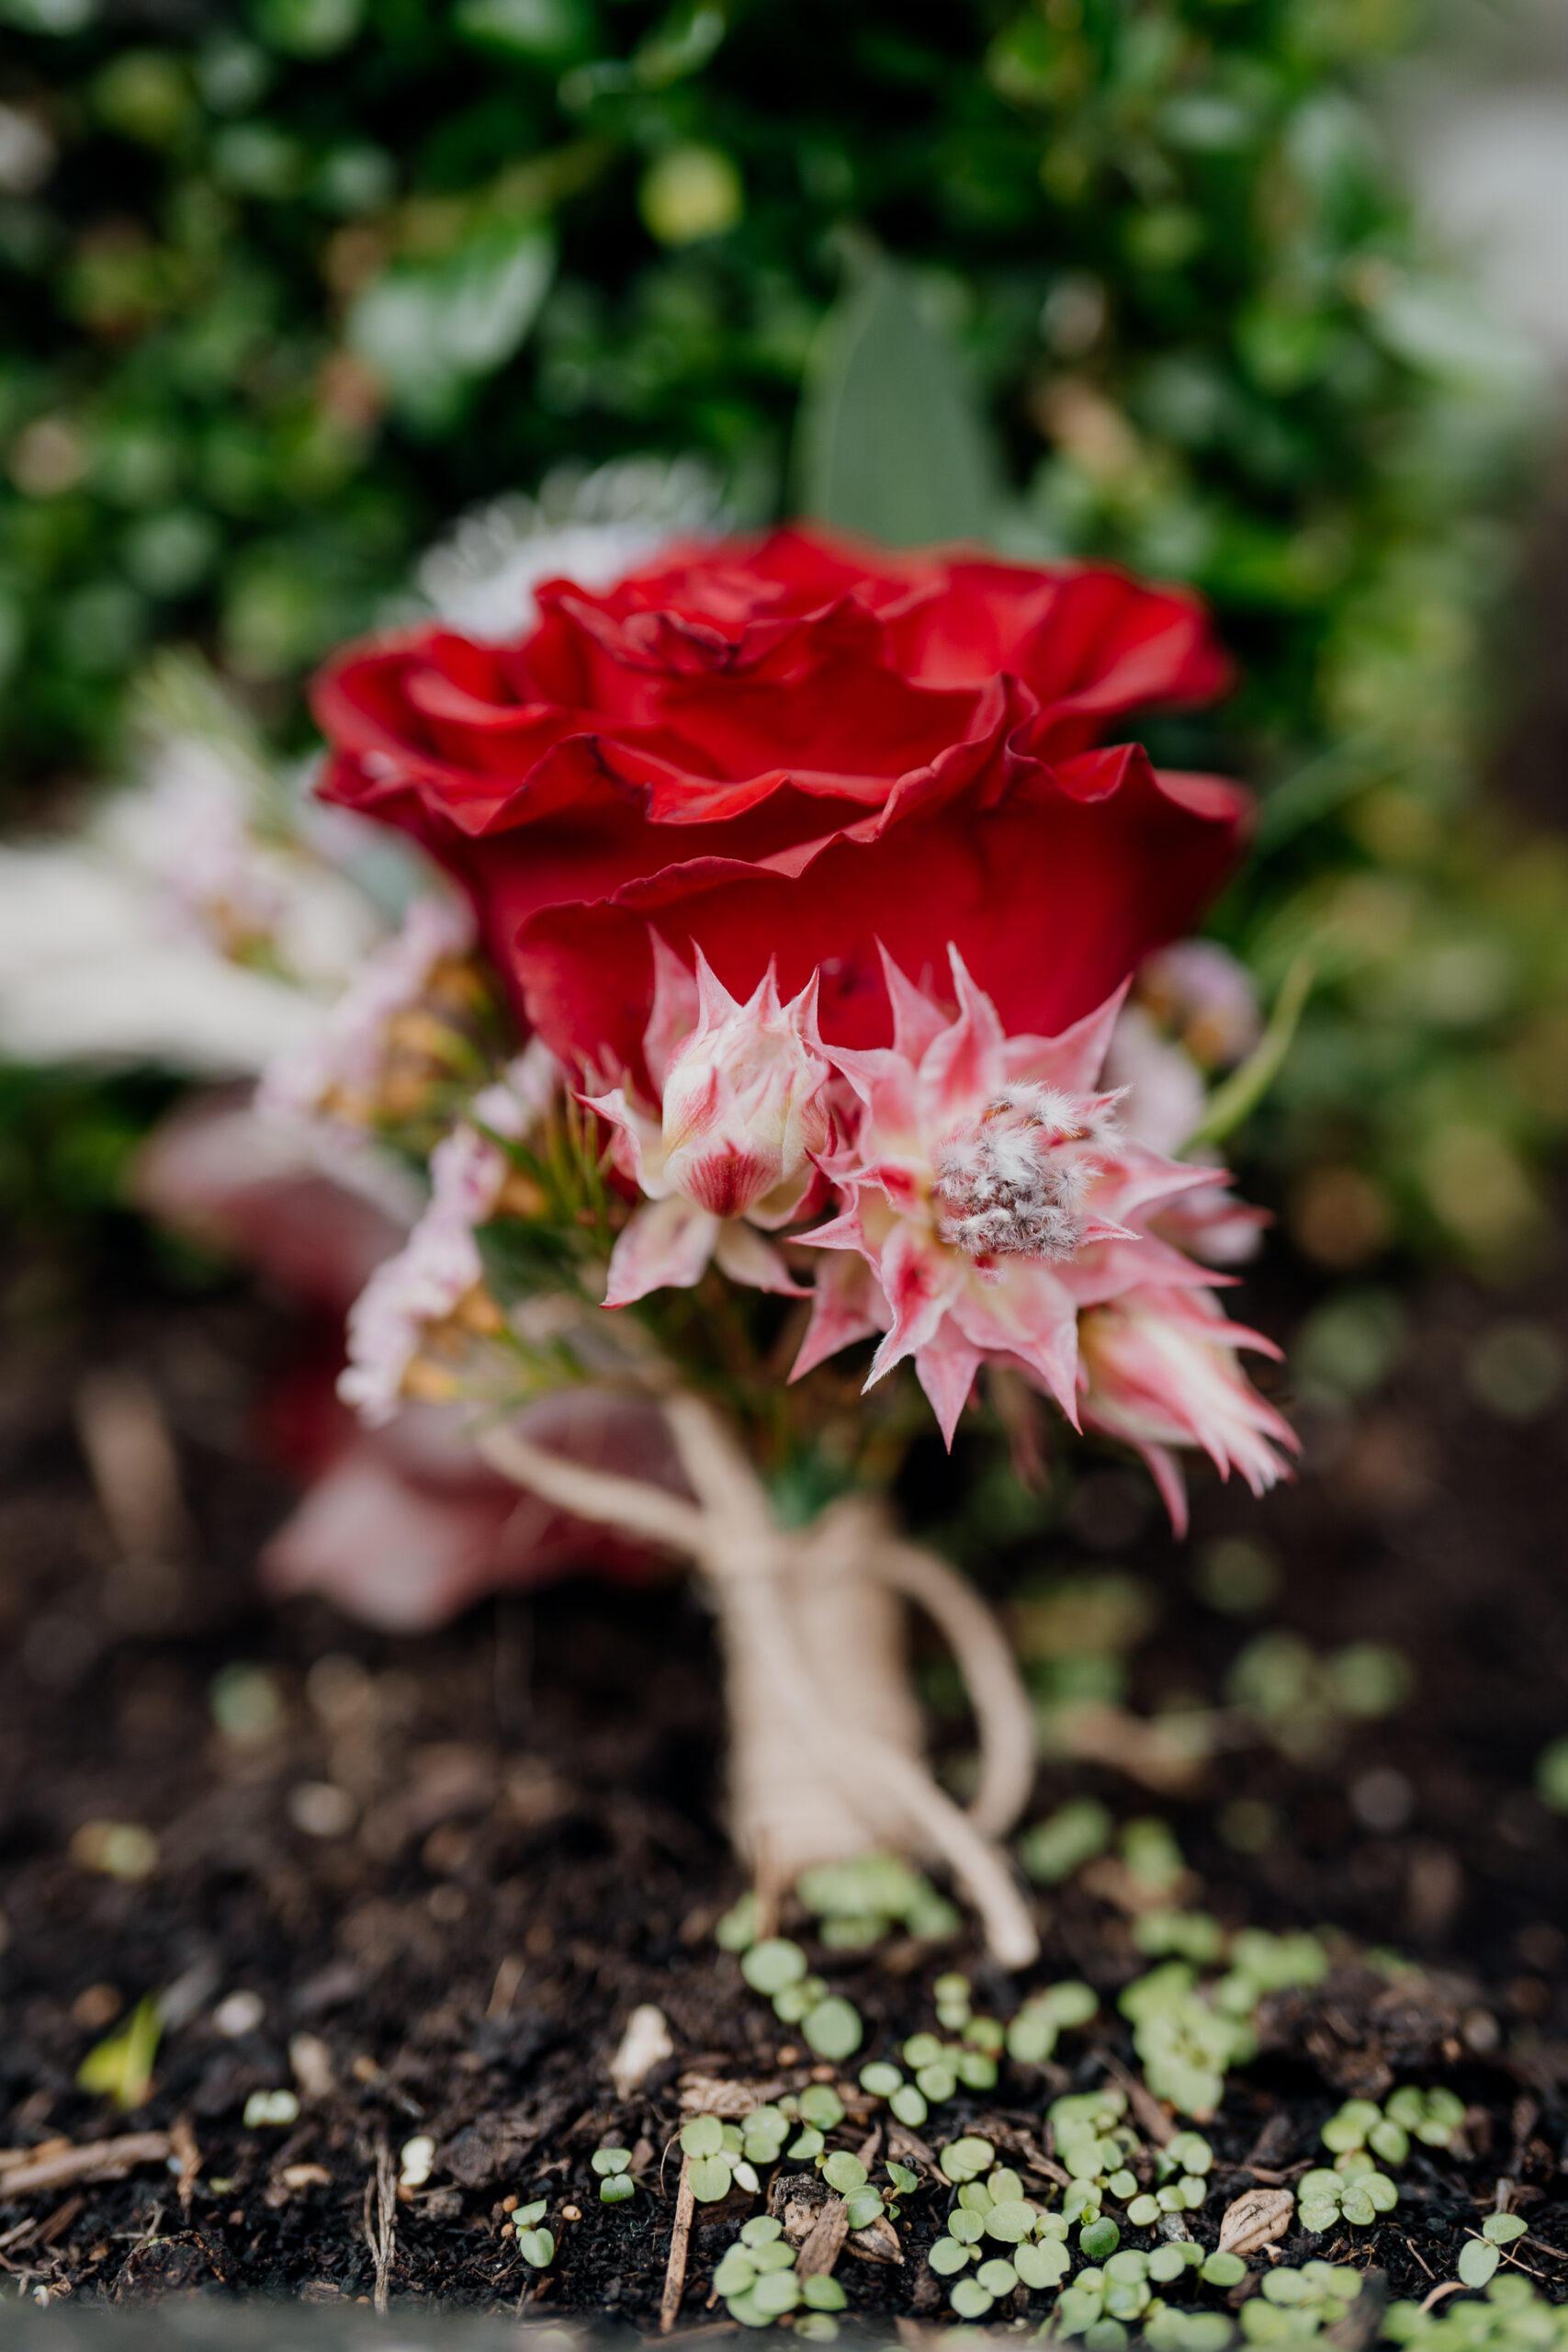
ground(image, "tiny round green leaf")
xmin=688 ymin=2154 xmax=733 ymax=2202
xmin=741 ymin=1939 xmax=807 ymax=1996
xmin=1458 ymin=2240 xmax=1500 ymax=2289
xmin=803 ymin=1996 xmax=862 ymax=2062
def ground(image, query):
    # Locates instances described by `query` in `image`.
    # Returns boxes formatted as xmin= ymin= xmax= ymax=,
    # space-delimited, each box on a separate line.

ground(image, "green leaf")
xmin=948 ymin=2278 xmax=995 ymax=2320
xmin=802 ymin=2274 xmax=847 ymax=2311
xmin=843 ymin=2188 xmax=885 ymax=2230
xmin=715 ymin=1893 xmax=761 ymax=1952
xmin=940 ymin=2136 xmax=995 ymax=2183
xmin=750 ymin=2267 xmax=800 ymax=2316
xmin=929 ymin=2237 xmax=971 ymax=2277
xmin=822 ymin=2153 xmax=868 ymax=2194
xmin=599 ymin=2172 xmax=635 ymax=2205
xmin=688 ymin=2154 xmax=734 ymax=2202
xmin=75 ymin=1992 xmax=163 ymax=2111
xmin=889 ymin=2085 xmax=928 ymax=2128
xmin=740 ymin=1938 xmax=807 ymax=1995
xmin=859 ymin=2061 xmax=902 ymax=2098
xmin=1483 ymin=2213 xmax=1528 ymax=2245
xmin=681 ymin=2114 xmax=725 ymax=2158
xmin=515 ymin=2227 xmax=554 ymax=2268
xmin=591 ymin=2148 xmax=631 ymax=2175
xmin=1458 ymin=2239 xmax=1499 ymax=2289
xmin=985 ymin=2199 xmax=1035 ymax=2244
xmin=795 ymin=259 xmax=998 ymax=548
xmin=802 ymin=1996 xmax=862 ymax=2062
xmin=1016 ymin=2238 xmax=1070 ymax=2290
xmin=713 ymin=2247 xmax=757 ymax=2297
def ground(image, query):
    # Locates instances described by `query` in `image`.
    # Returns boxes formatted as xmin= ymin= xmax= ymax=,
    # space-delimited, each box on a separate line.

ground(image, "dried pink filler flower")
xmin=799 ymin=945 xmax=1282 ymax=1494
xmin=338 ymin=1040 xmax=561 ymax=1423
xmin=587 ymin=940 xmax=830 ymax=1306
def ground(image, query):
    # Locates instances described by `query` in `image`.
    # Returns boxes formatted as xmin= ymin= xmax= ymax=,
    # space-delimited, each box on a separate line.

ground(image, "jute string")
xmin=476 ymin=1389 xmax=1040 ymax=1968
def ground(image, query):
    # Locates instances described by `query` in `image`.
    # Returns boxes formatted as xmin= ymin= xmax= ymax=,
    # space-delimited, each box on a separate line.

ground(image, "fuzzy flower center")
xmin=931 ymin=1084 xmax=1099 ymax=1260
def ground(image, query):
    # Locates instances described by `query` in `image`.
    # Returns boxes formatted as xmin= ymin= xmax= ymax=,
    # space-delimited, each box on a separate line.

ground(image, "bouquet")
xmin=0 ymin=490 xmax=1293 ymax=1965
xmin=265 ymin=519 xmax=1292 ymax=1966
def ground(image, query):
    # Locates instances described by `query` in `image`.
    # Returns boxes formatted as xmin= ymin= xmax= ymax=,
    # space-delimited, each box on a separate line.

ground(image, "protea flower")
xmin=588 ymin=940 xmax=831 ymax=1306
xmin=797 ymin=944 xmax=1249 ymax=1446
xmin=1077 ymin=1283 xmax=1298 ymax=1534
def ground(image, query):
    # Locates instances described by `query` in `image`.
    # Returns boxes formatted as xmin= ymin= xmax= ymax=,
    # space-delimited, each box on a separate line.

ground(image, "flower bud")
xmin=658 ymin=956 xmax=829 ymax=1225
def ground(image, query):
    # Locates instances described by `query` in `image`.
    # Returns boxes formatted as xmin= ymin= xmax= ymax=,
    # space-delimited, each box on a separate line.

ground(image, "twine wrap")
xmin=476 ymin=1390 xmax=1040 ymax=1968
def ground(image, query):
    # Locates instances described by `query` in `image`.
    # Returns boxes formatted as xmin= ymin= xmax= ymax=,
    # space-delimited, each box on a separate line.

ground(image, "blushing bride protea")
xmin=799 ymin=944 xmax=1292 ymax=1520
xmin=587 ymin=940 xmax=830 ymax=1306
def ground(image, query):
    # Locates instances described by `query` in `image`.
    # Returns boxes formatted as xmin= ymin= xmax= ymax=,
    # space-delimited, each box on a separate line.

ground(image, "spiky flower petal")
xmin=1077 ymin=1284 xmax=1298 ymax=1535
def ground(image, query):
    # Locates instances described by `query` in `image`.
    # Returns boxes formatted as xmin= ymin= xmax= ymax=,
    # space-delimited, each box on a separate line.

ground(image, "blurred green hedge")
xmin=1 ymin=0 xmax=1562 ymax=1271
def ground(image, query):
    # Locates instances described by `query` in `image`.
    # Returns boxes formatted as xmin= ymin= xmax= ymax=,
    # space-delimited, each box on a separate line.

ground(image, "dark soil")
xmin=3 ymin=1232 xmax=1568 ymax=2331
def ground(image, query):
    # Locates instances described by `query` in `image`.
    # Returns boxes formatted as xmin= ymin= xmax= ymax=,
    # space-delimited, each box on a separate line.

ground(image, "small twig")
xmin=363 ymin=2139 xmax=396 ymax=2315
xmin=660 ymin=2154 xmax=696 ymax=2335
xmin=1461 ymin=2227 xmax=1547 ymax=2283
xmin=1418 ymin=2282 xmax=1466 ymax=2316
xmin=1100 ymin=2052 xmax=1175 ymax=2146
xmin=37 ymin=2198 xmax=84 ymax=2249
xmin=0 ymin=2225 xmax=37 ymax=2257
xmin=0 ymin=2135 xmax=171 ymax=2198
xmin=1402 ymin=2236 xmax=1436 ymax=2281
xmin=169 ymin=2116 xmax=200 ymax=2215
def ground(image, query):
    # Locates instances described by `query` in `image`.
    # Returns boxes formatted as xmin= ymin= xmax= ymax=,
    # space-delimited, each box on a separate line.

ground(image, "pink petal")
xmin=1058 ymin=1233 xmax=1229 ymax=1306
xmin=999 ymin=981 xmax=1131 ymax=1095
xmin=1136 ymin=1441 xmax=1190 ymax=1538
xmin=914 ymin=1327 xmax=984 ymax=1448
xmin=865 ymin=1220 xmax=963 ymax=1388
xmin=797 ymin=1198 xmax=872 ymax=1253
xmin=712 ymin=1217 xmax=810 ymax=1295
xmin=950 ymin=1260 xmax=1080 ymax=1422
xmin=581 ymin=1081 xmax=658 ymax=1193
xmin=918 ymin=944 xmax=1006 ymax=1123
xmin=790 ymin=1250 xmax=888 ymax=1380
xmin=643 ymin=928 xmax=701 ymax=1089
xmin=604 ymin=1194 xmax=718 ymax=1305
xmin=692 ymin=940 xmax=754 ymax=1030
xmin=876 ymin=940 xmax=947 ymax=1065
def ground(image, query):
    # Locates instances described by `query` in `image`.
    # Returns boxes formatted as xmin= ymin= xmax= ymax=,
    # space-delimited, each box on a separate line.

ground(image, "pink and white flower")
xmin=1077 ymin=1283 xmax=1298 ymax=1535
xmin=338 ymin=1039 xmax=561 ymax=1423
xmin=797 ymin=944 xmax=1246 ymax=1446
xmin=588 ymin=940 xmax=831 ymax=1308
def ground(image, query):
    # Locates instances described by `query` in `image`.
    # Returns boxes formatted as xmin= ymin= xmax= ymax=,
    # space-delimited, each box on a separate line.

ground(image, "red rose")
xmin=314 ymin=526 xmax=1247 ymax=1078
